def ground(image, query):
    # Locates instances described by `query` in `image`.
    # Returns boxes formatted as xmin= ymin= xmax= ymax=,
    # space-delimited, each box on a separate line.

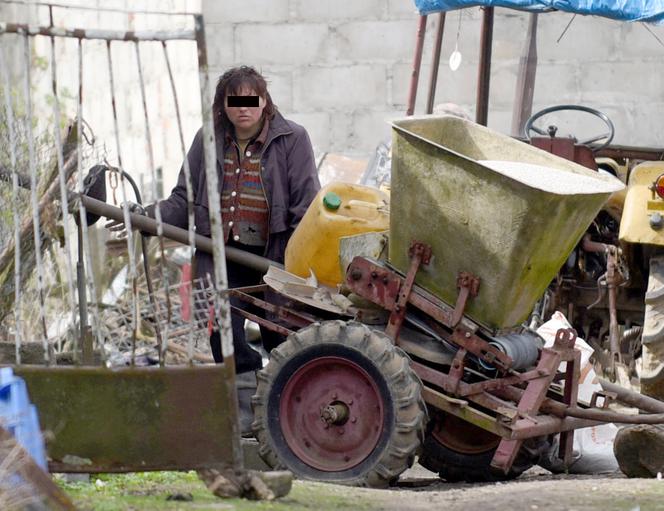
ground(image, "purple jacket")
xmin=151 ymin=111 xmax=320 ymax=281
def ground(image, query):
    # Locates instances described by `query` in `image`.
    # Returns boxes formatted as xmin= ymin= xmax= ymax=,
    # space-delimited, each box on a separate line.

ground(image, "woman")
xmin=150 ymin=66 xmax=320 ymax=373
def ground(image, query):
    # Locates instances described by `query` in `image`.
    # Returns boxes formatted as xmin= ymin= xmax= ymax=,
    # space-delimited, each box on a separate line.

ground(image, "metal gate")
xmin=0 ymin=1 xmax=243 ymax=474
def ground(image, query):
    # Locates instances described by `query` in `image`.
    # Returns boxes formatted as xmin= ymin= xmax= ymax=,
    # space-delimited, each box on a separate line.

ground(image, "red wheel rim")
xmin=279 ymin=356 xmax=384 ymax=472
xmin=431 ymin=413 xmax=500 ymax=455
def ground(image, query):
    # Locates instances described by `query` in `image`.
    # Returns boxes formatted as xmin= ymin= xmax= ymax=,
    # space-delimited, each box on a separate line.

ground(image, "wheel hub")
xmin=279 ymin=356 xmax=384 ymax=472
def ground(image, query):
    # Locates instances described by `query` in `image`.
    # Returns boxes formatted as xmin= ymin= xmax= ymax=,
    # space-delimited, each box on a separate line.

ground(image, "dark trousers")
xmin=209 ymin=242 xmax=282 ymax=373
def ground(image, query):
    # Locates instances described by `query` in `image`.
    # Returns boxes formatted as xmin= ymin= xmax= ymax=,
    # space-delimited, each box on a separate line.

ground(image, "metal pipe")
xmin=475 ymin=7 xmax=494 ymax=126
xmin=564 ymin=406 xmax=664 ymax=424
xmin=426 ymin=12 xmax=446 ymax=114
xmin=599 ymin=378 xmax=664 ymax=414
xmin=193 ymin=13 xmax=243 ymax=472
xmin=22 ymin=32 xmax=51 ymax=365
xmin=406 ymin=15 xmax=427 ymax=116
xmin=0 ymin=22 xmax=195 ymax=41
xmin=509 ymin=415 xmax=603 ymax=439
xmin=510 ymin=13 xmax=538 ymax=136
xmin=78 ymin=195 xmax=277 ymax=274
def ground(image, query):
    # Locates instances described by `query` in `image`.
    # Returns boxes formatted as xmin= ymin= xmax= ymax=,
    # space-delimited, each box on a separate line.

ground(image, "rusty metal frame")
xmin=338 ymin=244 xmax=661 ymax=474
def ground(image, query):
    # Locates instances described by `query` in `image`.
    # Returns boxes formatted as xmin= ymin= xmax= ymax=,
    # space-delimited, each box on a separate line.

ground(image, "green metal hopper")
xmin=389 ymin=115 xmax=623 ymax=331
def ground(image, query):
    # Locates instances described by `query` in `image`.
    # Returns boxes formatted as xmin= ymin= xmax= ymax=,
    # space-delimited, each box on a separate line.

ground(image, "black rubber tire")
xmin=418 ymin=414 xmax=547 ymax=482
xmin=252 ymin=320 xmax=427 ymax=488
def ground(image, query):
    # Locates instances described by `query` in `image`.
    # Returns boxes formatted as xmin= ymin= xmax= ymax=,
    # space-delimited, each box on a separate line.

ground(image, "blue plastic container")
xmin=0 ymin=367 xmax=48 ymax=471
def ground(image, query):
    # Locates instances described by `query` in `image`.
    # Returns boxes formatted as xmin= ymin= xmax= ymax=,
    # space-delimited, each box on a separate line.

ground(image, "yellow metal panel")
xmin=619 ymin=162 xmax=664 ymax=245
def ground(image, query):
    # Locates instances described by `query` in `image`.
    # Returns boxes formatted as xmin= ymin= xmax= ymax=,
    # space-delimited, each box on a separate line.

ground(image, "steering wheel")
xmin=523 ymin=104 xmax=615 ymax=152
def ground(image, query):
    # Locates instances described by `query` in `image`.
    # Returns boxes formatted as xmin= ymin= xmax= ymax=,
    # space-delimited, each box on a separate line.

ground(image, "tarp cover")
xmin=413 ymin=0 xmax=664 ymax=23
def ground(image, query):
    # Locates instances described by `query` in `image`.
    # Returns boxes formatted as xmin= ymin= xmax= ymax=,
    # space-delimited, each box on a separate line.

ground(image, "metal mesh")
xmin=0 ymin=4 xmax=232 ymax=367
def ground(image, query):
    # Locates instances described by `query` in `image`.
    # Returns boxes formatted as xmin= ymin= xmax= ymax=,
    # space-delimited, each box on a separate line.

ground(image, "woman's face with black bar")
xmin=224 ymin=85 xmax=266 ymax=134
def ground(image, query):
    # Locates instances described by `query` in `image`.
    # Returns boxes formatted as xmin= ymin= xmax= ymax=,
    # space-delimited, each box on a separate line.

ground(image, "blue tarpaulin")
xmin=414 ymin=1 xmax=664 ymax=24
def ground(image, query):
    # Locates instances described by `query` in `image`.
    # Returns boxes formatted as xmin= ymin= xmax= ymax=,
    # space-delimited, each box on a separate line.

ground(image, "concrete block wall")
xmin=203 ymin=0 xmax=664 ymax=154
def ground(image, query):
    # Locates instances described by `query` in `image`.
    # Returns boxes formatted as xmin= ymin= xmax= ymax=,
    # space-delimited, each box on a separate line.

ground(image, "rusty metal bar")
xmin=134 ymin=41 xmax=169 ymax=364
xmin=565 ymin=406 xmax=664 ymax=424
xmin=599 ymin=378 xmax=664 ymax=413
xmin=21 ymin=32 xmax=51 ymax=365
xmin=0 ymin=46 xmax=22 ymax=364
xmin=475 ymin=7 xmax=494 ymax=126
xmin=230 ymin=307 xmax=294 ymax=338
xmin=491 ymin=347 xmax=560 ymax=472
xmin=406 ymin=15 xmax=427 ymax=116
xmin=426 ymin=12 xmax=446 ymax=114
xmin=509 ymin=415 xmax=602 ymax=439
xmin=1 ymin=0 xmax=194 ymax=17
xmin=228 ymin=288 xmax=316 ymax=328
xmin=0 ymin=22 xmax=195 ymax=41
xmin=106 ymin=40 xmax=140 ymax=366
xmin=421 ymin=386 xmax=514 ymax=438
xmin=510 ymin=13 xmax=538 ymax=136
xmin=595 ymin=145 xmax=664 ymax=161
xmin=75 ymin=38 xmax=104 ymax=359
xmin=78 ymin=195 xmax=277 ymax=274
xmin=49 ymin=29 xmax=78 ymax=355
xmin=194 ymin=13 xmax=243 ymax=470
xmin=162 ymin=40 xmax=197 ymax=364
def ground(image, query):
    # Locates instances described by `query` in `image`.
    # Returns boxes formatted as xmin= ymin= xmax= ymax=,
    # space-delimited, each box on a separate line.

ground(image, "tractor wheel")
xmin=418 ymin=411 xmax=544 ymax=482
xmin=252 ymin=320 xmax=427 ymax=488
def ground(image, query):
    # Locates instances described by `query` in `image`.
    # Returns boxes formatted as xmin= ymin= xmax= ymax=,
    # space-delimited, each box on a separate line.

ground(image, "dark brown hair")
xmin=212 ymin=66 xmax=276 ymax=132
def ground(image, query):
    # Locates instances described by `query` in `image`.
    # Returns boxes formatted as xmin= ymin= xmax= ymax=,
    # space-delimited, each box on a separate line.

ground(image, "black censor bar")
xmin=227 ymin=95 xmax=259 ymax=107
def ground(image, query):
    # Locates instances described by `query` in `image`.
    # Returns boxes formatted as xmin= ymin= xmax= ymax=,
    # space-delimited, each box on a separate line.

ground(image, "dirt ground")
xmin=60 ymin=463 xmax=664 ymax=511
xmin=365 ymin=465 xmax=661 ymax=511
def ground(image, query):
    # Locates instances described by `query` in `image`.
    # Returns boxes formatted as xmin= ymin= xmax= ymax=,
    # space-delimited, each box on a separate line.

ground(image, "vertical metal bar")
xmin=406 ymin=15 xmax=427 ymax=116
xmin=75 ymin=38 xmax=104 ymax=362
xmin=134 ymin=41 xmax=168 ymax=364
xmin=426 ymin=12 xmax=446 ymax=115
xmin=510 ymin=13 xmax=538 ymax=136
xmin=559 ymin=350 xmax=580 ymax=465
xmin=194 ymin=13 xmax=243 ymax=469
xmin=21 ymin=32 xmax=51 ymax=365
xmin=106 ymin=40 xmax=139 ymax=365
xmin=0 ymin=45 xmax=22 ymax=364
xmin=49 ymin=29 xmax=78 ymax=354
xmin=475 ymin=6 xmax=494 ymax=126
xmin=162 ymin=41 xmax=196 ymax=364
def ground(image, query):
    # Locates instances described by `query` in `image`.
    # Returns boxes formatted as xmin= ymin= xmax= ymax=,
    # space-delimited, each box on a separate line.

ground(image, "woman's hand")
xmin=104 ymin=202 xmax=146 ymax=239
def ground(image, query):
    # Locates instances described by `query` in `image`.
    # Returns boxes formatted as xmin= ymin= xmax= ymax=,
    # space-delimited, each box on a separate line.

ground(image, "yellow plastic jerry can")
xmin=285 ymin=183 xmax=390 ymax=288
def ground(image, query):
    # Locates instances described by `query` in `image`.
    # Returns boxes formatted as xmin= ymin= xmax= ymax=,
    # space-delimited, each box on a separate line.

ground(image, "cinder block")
xmin=329 ymin=112 xmax=354 ymax=153
xmin=203 ymin=0 xmax=290 ymax=24
xmin=387 ymin=0 xmax=418 ymax=18
xmin=334 ymin=20 xmax=419 ymax=62
xmin=532 ymin=62 xmax=580 ymax=104
xmin=259 ymin=67 xmax=293 ymax=112
xmin=615 ymin=23 xmax=664 ymax=59
xmin=294 ymin=0 xmax=383 ymax=21
xmin=281 ymin=111 xmax=331 ymax=153
xmin=620 ymin=103 xmax=664 ymax=147
xmin=577 ymin=61 xmax=663 ymax=100
xmin=390 ymin=61 xmax=478 ymax=112
xmin=486 ymin=60 xmax=519 ymax=108
xmin=236 ymin=23 xmax=329 ymax=66
xmin=206 ymin=24 xmax=234 ymax=67
xmin=349 ymin=109 xmax=403 ymax=152
xmin=485 ymin=108 xmax=513 ymax=136
xmin=537 ymin=15 xmax=617 ymax=62
xmin=294 ymin=65 xmax=387 ymax=109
